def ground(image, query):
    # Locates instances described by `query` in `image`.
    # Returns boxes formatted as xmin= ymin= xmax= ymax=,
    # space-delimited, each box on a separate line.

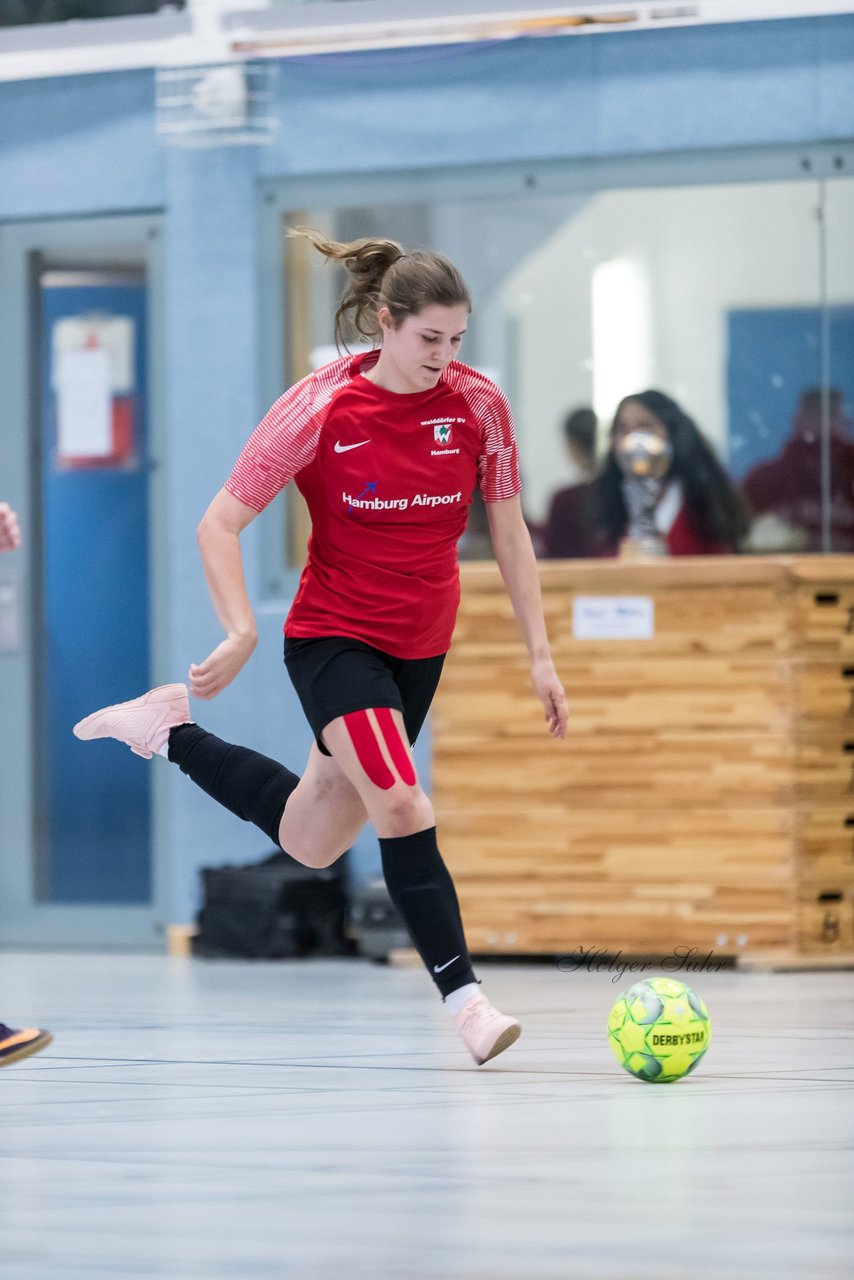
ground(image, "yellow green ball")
xmin=607 ymin=977 xmax=711 ymax=1083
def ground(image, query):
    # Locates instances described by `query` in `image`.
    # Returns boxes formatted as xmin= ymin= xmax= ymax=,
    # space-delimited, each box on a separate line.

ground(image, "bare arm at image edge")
xmin=0 ymin=503 xmax=21 ymax=554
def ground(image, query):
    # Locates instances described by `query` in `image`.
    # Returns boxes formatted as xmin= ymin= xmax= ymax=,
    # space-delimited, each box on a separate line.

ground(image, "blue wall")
xmin=1 ymin=15 xmax=853 ymax=926
xmin=257 ymin=18 xmax=854 ymax=173
xmin=2 ymin=18 xmax=854 ymax=218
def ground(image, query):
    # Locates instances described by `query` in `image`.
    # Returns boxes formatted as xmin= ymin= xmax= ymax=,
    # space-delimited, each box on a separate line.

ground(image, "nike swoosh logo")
xmin=433 ymin=955 xmax=461 ymax=973
xmin=334 ymin=439 xmax=371 ymax=453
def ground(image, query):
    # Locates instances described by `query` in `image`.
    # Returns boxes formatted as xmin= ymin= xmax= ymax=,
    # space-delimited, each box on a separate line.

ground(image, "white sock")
xmin=444 ymin=982 xmax=481 ymax=1016
xmin=156 ymin=721 xmax=192 ymax=758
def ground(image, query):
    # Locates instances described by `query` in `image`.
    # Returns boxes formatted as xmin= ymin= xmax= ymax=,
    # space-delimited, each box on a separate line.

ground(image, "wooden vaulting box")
xmin=432 ymin=557 xmax=854 ymax=962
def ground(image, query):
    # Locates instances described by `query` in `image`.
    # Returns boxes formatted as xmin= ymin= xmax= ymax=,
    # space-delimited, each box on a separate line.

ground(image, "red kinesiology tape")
xmin=374 ymin=707 xmax=417 ymax=786
xmin=343 ymin=710 xmax=395 ymax=789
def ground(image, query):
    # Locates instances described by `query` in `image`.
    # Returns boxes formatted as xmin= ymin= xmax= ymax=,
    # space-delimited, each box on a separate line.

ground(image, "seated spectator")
xmin=594 ymin=391 xmax=748 ymax=556
xmin=742 ymin=388 xmax=854 ymax=552
xmin=541 ymin=407 xmax=601 ymax=558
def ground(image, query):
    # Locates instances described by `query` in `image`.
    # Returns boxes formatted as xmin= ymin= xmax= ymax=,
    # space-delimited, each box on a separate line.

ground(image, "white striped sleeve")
xmin=453 ymin=366 xmax=522 ymax=502
xmin=225 ymin=361 xmax=345 ymax=513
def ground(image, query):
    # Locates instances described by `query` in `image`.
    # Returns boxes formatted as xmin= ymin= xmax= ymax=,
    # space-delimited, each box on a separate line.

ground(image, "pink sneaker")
xmin=73 ymin=683 xmax=191 ymax=759
xmin=453 ymin=994 xmax=521 ymax=1065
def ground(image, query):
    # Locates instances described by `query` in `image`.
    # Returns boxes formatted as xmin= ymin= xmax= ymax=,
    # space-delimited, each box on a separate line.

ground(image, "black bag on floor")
xmin=193 ymin=851 xmax=352 ymax=960
xmin=347 ymin=877 xmax=412 ymax=962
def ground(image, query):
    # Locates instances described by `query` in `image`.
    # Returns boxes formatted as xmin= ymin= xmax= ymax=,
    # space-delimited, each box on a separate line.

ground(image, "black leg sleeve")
xmin=168 ymin=724 xmax=300 ymax=848
xmin=379 ymin=826 xmax=476 ymax=997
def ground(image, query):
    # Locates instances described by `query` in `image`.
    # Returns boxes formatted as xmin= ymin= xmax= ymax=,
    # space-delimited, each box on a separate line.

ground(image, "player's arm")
xmin=485 ymin=494 xmax=568 ymax=739
xmin=191 ymin=375 xmax=322 ymax=699
xmin=191 ymin=488 xmax=261 ymax=700
xmin=0 ymin=502 xmax=21 ymax=554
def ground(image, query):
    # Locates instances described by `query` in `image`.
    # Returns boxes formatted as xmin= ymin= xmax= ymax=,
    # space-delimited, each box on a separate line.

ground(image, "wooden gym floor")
xmin=0 ymin=952 xmax=851 ymax=1279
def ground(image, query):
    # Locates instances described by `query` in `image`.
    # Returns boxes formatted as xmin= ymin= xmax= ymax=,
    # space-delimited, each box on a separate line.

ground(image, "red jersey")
xmin=665 ymin=505 xmax=730 ymax=555
xmin=225 ymin=350 xmax=521 ymax=658
xmin=599 ymin=483 xmax=733 ymax=557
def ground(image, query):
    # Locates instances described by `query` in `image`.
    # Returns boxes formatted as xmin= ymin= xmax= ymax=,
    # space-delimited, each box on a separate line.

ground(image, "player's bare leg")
xmin=73 ymin=686 xmax=520 ymax=1063
xmin=73 ymin=685 xmax=358 ymax=868
xmin=321 ymin=708 xmax=521 ymax=1065
xmin=277 ymin=742 xmax=367 ymax=869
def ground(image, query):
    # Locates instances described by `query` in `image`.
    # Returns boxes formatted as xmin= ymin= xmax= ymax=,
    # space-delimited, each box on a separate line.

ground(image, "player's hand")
xmin=0 ymin=503 xmax=21 ymax=554
xmin=189 ymin=632 xmax=257 ymax=700
xmin=531 ymin=657 xmax=568 ymax=739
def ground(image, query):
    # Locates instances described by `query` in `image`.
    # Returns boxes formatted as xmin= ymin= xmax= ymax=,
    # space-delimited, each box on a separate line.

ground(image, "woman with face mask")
xmin=594 ymin=390 xmax=748 ymax=556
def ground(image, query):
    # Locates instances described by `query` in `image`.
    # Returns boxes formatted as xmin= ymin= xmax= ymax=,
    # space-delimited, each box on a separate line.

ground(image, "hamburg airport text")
xmin=344 ymin=490 xmax=463 ymax=511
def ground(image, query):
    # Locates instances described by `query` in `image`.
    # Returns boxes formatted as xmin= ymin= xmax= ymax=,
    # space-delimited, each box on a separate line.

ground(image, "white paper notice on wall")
xmin=573 ymin=596 xmax=655 ymax=640
xmin=55 ymin=348 xmax=112 ymax=458
xmin=52 ymin=315 xmax=135 ymax=394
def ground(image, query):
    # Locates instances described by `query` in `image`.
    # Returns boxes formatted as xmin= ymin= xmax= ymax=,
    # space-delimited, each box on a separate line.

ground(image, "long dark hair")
xmin=288 ymin=227 xmax=471 ymax=348
xmin=595 ymin=390 xmax=748 ymax=551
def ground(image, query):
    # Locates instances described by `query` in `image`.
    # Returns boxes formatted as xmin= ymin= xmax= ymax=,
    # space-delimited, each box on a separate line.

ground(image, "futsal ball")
xmin=607 ymin=977 xmax=711 ymax=1083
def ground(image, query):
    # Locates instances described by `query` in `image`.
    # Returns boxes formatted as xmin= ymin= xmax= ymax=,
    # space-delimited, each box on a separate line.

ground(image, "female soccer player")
xmin=75 ymin=231 xmax=568 ymax=1065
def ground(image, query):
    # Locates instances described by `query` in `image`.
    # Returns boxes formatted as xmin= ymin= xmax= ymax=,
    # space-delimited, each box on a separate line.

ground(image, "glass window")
xmin=279 ymin=175 xmax=854 ymax=565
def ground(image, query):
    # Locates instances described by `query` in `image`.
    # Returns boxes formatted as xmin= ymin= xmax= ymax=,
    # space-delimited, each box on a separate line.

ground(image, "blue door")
xmin=37 ymin=276 xmax=152 ymax=903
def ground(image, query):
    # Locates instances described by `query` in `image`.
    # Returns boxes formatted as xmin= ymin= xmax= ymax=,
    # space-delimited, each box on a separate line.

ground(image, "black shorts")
xmin=284 ymin=635 xmax=446 ymax=757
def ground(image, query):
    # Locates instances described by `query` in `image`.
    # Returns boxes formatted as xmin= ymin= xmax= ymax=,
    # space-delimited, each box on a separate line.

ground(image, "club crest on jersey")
xmin=434 ymin=424 xmax=452 ymax=445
